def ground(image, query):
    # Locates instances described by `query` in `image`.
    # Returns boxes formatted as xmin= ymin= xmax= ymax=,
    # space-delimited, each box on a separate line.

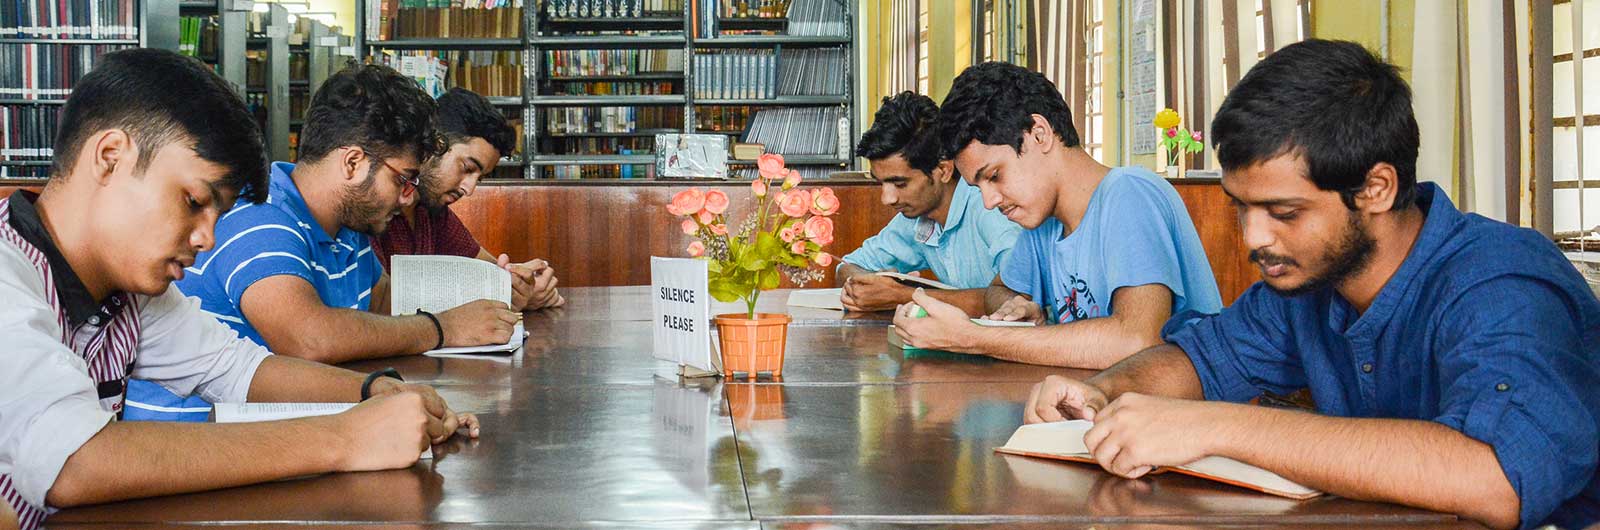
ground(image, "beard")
xmin=336 ymin=167 xmax=395 ymax=236
xmin=1253 ymin=209 xmax=1377 ymax=297
xmin=417 ymin=158 xmax=453 ymax=215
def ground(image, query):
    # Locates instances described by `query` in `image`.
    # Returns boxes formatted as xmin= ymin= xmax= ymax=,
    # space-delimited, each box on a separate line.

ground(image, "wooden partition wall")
xmin=0 ymin=178 xmax=1258 ymax=303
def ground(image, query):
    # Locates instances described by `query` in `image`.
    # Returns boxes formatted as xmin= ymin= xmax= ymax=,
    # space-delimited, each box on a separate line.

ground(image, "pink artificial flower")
xmin=687 ymin=241 xmax=706 ymax=257
xmin=680 ymin=218 xmax=698 ymax=235
xmin=667 ymin=189 xmax=705 ymax=216
xmin=779 ymin=226 xmax=797 ymax=243
xmin=803 ymin=215 xmax=835 ymax=246
xmin=809 ymin=187 xmax=840 ymax=216
xmin=791 ymin=240 xmax=807 ymax=255
xmin=710 ymin=223 xmax=729 ymax=236
xmin=751 ymin=178 xmax=768 ymax=197
xmin=757 ymin=153 xmax=786 ymax=179
xmin=779 ymin=189 xmax=811 ymax=218
xmin=703 ymin=190 xmax=730 ymax=215
xmin=697 ymin=209 xmax=715 ymax=224
xmin=813 ymin=252 xmax=833 ymax=267
xmin=782 ymin=169 xmax=802 ymax=190
xmin=1191 ymin=130 xmax=1204 ymax=142
xmin=1166 ymin=128 xmax=1178 ymax=138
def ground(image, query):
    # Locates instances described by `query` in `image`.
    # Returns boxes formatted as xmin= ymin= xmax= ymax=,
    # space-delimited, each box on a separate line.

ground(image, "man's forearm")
xmin=47 ymin=418 xmax=344 ymax=508
xmin=1210 ymin=405 xmax=1520 ymax=529
xmin=1085 ymin=343 xmax=1205 ymax=400
xmin=962 ymin=317 xmax=1165 ymax=369
xmin=984 ymin=284 xmax=1019 ymax=314
xmin=835 ymin=262 xmax=871 ymax=287
xmin=275 ymin=307 xmax=436 ymax=364
xmin=922 ymin=288 xmax=988 ymax=316
xmin=245 ymin=355 xmax=368 ymax=403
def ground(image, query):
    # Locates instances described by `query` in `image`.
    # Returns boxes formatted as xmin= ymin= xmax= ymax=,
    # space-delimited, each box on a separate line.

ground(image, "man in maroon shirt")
xmin=374 ymin=88 xmax=563 ymax=310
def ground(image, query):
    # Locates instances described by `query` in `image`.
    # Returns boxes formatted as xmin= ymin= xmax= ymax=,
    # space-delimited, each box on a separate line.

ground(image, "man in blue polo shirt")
xmin=1023 ymin=40 xmax=1598 ymax=529
xmin=837 ymin=91 xmax=1020 ymax=314
xmin=124 ymin=64 xmax=519 ymax=421
xmin=891 ymin=62 xmax=1221 ymax=369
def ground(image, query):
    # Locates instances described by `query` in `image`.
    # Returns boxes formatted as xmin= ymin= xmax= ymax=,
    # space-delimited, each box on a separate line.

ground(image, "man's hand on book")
xmin=841 ymin=272 xmax=912 ymax=312
xmin=1083 ymin=392 xmax=1230 ymax=480
xmin=986 ymin=295 xmax=1045 ymax=325
xmin=501 ymin=255 xmax=565 ymax=311
xmin=891 ymin=288 xmax=978 ymax=350
xmin=367 ymin=378 xmax=483 ymax=443
xmin=438 ymin=299 xmax=518 ymax=347
xmin=325 ymin=392 xmax=431 ymax=471
xmin=1024 ymin=374 xmax=1109 ymax=424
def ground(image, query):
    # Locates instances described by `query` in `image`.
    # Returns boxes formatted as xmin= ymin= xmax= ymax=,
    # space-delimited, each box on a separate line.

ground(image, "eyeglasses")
xmin=379 ymin=158 xmax=421 ymax=197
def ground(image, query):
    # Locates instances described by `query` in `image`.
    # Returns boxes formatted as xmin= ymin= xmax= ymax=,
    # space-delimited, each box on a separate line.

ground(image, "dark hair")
xmin=938 ymin=61 xmax=1080 ymax=159
xmin=855 ymin=91 xmax=943 ymax=175
xmin=53 ymin=48 xmax=268 ymax=202
xmin=436 ymin=88 xmax=516 ymax=158
xmin=297 ymin=64 xmax=442 ymax=165
xmin=1212 ymin=39 xmax=1419 ymax=210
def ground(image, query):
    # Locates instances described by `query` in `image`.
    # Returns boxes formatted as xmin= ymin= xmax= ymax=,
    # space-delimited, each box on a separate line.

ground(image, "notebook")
xmin=995 ymin=420 xmax=1320 ymax=500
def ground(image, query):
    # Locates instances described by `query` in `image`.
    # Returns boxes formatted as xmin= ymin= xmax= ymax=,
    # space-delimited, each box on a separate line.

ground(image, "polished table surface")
xmin=47 ymin=287 xmax=1478 ymax=529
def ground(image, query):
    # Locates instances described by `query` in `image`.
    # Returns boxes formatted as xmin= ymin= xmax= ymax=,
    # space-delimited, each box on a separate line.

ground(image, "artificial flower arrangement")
xmin=1153 ymin=108 xmax=1205 ymax=170
xmin=663 ymin=153 xmax=841 ymax=378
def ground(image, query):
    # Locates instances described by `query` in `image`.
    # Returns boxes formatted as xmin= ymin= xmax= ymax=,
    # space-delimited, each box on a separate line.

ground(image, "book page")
xmin=215 ymin=403 xmax=431 ymax=459
xmin=390 ymin=255 xmax=512 ymax=316
xmin=425 ymin=323 xmax=523 ymax=359
xmin=875 ymin=271 xmax=956 ymax=290
xmin=786 ymin=288 xmax=844 ymax=310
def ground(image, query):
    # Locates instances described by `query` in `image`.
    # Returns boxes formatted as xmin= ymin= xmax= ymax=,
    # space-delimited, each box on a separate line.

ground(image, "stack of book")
xmin=743 ymin=106 xmax=843 ymax=156
xmin=371 ymin=0 xmax=524 ymax=41
xmin=0 ymin=0 xmax=139 ymax=39
xmin=178 ymin=17 xmax=219 ymax=59
xmin=692 ymin=50 xmax=775 ymax=99
xmin=718 ymin=0 xmax=790 ymax=18
xmin=544 ymin=0 xmax=683 ymax=18
xmin=695 ymin=105 xmax=755 ymax=134
xmin=0 ymin=43 xmax=133 ymax=100
xmin=372 ymin=50 xmax=522 ymax=98
xmin=546 ymin=106 xmax=682 ymax=134
xmin=776 ymin=48 xmax=845 ymax=96
xmin=696 ymin=0 xmax=843 ymax=37
xmin=1 ymin=104 xmax=59 ymax=160
xmin=545 ymin=49 xmax=683 ymax=77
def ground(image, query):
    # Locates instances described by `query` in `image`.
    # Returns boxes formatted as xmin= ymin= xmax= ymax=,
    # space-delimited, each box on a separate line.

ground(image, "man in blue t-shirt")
xmin=891 ymin=62 xmax=1221 ymax=369
xmin=1024 ymin=40 xmax=1598 ymax=529
xmin=838 ymin=91 xmax=1021 ymax=314
xmin=124 ymin=65 xmax=519 ymax=421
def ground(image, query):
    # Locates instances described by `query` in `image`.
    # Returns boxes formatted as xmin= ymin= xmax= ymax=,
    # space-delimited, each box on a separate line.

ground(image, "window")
xmin=1553 ymin=0 xmax=1599 ymax=242
xmin=1082 ymin=0 xmax=1105 ymax=161
xmin=918 ymin=0 xmax=931 ymax=94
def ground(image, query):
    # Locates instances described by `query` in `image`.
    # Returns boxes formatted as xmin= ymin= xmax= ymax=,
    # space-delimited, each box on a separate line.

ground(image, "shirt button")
xmin=1496 ymin=383 xmax=1510 ymax=392
xmin=1361 ymin=363 xmax=1373 ymax=373
xmin=110 ymin=297 xmax=121 ymax=306
xmin=87 ymin=315 xmax=101 ymax=326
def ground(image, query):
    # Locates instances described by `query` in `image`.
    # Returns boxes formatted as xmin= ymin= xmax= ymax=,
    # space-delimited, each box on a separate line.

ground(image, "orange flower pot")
xmin=714 ymin=312 xmax=791 ymax=379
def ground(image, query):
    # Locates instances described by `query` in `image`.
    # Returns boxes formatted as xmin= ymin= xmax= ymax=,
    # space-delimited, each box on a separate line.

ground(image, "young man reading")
xmin=1023 ymin=40 xmax=1599 ymax=529
xmin=837 ymin=91 xmax=1020 ymax=314
xmin=0 ymin=49 xmax=477 ymax=530
xmin=124 ymin=65 xmax=518 ymax=421
xmin=891 ymin=62 xmax=1222 ymax=369
xmin=373 ymin=88 xmax=564 ymax=311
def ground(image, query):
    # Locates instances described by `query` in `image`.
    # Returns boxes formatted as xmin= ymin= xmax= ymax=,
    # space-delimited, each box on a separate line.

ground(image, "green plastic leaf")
xmin=757 ymin=269 xmax=781 ymax=290
xmin=708 ymin=278 xmax=745 ymax=303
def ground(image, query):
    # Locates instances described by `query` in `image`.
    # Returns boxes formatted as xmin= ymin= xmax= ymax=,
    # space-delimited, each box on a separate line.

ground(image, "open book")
xmin=995 ymin=420 xmax=1320 ymax=500
xmin=887 ymin=318 xmax=1035 ymax=349
xmin=875 ymin=271 xmax=955 ymax=290
xmin=786 ymin=273 xmax=958 ymax=311
xmin=390 ymin=255 xmax=521 ymax=355
xmin=214 ymin=403 xmax=432 ymax=459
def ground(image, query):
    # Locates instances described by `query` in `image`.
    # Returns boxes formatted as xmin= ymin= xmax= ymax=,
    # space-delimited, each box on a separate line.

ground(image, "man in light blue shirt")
xmin=892 ymin=62 xmax=1221 ymax=369
xmin=838 ymin=92 xmax=1021 ymax=314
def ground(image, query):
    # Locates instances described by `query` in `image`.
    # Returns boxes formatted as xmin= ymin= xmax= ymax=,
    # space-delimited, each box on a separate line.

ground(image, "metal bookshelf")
xmin=353 ymin=0 xmax=857 ymax=180
xmin=177 ymin=0 xmax=248 ymax=92
xmin=0 ymin=0 xmax=179 ymax=178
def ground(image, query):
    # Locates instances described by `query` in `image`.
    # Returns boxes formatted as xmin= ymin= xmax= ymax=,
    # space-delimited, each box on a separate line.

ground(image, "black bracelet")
xmin=361 ymin=367 xmax=403 ymax=401
xmin=417 ymin=309 xmax=444 ymax=350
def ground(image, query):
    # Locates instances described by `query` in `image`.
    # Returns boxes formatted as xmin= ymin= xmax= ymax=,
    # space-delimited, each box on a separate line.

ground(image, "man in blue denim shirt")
xmin=838 ymin=92 xmax=1021 ymax=314
xmin=1023 ymin=40 xmax=1598 ymax=529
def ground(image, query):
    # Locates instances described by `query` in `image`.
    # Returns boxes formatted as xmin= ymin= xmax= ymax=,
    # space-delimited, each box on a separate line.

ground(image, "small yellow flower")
xmin=1153 ymin=108 xmax=1181 ymax=130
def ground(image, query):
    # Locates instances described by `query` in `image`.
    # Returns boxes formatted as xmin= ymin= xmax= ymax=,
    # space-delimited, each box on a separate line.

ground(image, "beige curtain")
xmin=1031 ymin=0 xmax=1090 ymax=138
xmin=888 ymin=0 xmax=919 ymax=94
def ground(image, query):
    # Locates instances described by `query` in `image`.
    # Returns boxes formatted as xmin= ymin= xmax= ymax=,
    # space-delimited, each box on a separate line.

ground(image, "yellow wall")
xmin=1311 ymin=0 xmax=1415 ymax=81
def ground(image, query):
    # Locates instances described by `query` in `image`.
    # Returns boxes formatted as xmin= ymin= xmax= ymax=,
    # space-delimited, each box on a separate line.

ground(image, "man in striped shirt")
xmin=0 ymin=49 xmax=479 ymax=530
xmin=124 ymin=65 xmax=520 ymax=421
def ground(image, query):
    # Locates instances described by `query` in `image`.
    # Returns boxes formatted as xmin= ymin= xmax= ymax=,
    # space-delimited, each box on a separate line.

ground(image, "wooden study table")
xmin=47 ymin=287 xmax=1480 ymax=529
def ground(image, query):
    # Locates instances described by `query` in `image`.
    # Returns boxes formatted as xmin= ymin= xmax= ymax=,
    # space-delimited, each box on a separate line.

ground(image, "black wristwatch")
xmin=361 ymin=367 xmax=404 ymax=401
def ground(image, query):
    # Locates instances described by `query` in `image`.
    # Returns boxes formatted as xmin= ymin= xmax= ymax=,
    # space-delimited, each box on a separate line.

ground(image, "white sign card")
xmin=651 ymin=257 xmax=719 ymax=376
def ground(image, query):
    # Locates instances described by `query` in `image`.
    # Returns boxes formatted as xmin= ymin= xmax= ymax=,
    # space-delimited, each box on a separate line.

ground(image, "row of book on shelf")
xmin=543 ymin=0 xmax=681 ymax=18
xmin=691 ymin=48 xmax=845 ymax=100
xmin=178 ymin=16 xmax=219 ymax=59
xmin=1 ymin=104 xmax=59 ymax=160
xmin=743 ymin=106 xmax=846 ymax=157
xmin=545 ymin=49 xmax=683 ymax=78
xmin=1 ymin=0 xmax=140 ymax=39
xmin=0 ymin=43 xmax=133 ymax=99
xmin=695 ymin=0 xmax=845 ymax=38
xmin=545 ymin=106 xmax=681 ymax=134
xmin=371 ymin=49 xmax=522 ymax=98
xmin=545 ymin=80 xmax=675 ymax=96
xmin=369 ymin=0 xmax=524 ymax=41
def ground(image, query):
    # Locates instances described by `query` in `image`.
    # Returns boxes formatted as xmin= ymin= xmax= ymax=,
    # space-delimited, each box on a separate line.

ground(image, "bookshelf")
xmin=355 ymin=0 xmax=856 ymax=180
xmin=1 ymin=0 xmax=181 ymax=179
xmin=177 ymin=0 xmax=248 ymax=91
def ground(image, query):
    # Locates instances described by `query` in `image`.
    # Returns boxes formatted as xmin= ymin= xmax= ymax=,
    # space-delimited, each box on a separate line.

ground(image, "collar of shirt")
xmin=913 ymin=180 xmax=981 ymax=247
xmin=4 ymin=190 xmax=128 ymax=327
xmin=1332 ymin=182 xmax=1460 ymax=336
xmin=269 ymin=161 xmax=369 ymax=254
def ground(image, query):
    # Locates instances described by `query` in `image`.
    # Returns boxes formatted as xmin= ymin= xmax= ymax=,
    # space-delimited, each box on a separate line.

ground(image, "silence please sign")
xmin=651 ymin=257 xmax=718 ymax=375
